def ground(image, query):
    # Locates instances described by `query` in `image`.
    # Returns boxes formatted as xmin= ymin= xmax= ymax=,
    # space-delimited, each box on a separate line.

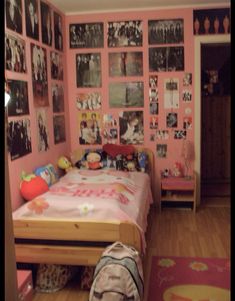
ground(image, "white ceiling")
xmin=49 ymin=0 xmax=230 ymax=15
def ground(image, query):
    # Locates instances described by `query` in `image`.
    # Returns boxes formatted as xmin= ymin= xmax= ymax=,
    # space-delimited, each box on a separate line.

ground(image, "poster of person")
xmin=149 ymin=88 xmax=158 ymax=103
xmin=193 ymin=8 xmax=230 ymax=35
xmin=150 ymin=116 xmax=158 ymax=129
xmin=52 ymin=83 xmax=64 ymax=113
xmin=76 ymin=92 xmax=101 ymax=111
xmin=40 ymin=0 xmax=52 ymax=46
xmin=36 ymin=109 xmax=49 ymax=152
xmin=174 ymin=130 xmax=187 ymax=139
xmin=78 ymin=112 xmax=102 ymax=145
xmin=25 ymin=0 xmax=39 ymax=40
xmin=8 ymin=118 xmax=32 ymax=160
xmin=119 ymin=111 xmax=144 ymax=145
xmin=183 ymin=72 xmax=192 ymax=86
xmin=164 ymin=78 xmax=179 ymax=109
xmin=76 ymin=53 xmax=101 ymax=88
xmin=103 ymin=114 xmax=117 ymax=127
xmin=5 ymin=0 xmax=22 ymax=34
xmin=182 ymin=89 xmax=192 ymax=102
xmin=102 ymin=128 xmax=118 ymax=144
xmin=108 ymin=20 xmax=143 ymax=47
xmin=7 ymin=79 xmax=29 ymax=116
xmin=156 ymin=144 xmax=167 ymax=158
xmin=149 ymin=46 xmax=184 ymax=72
xmin=109 ymin=52 xmax=143 ymax=77
xmin=109 ymin=82 xmax=144 ymax=108
xmin=70 ymin=23 xmax=103 ymax=48
xmin=166 ymin=112 xmax=178 ymax=128
xmin=54 ymin=11 xmax=63 ymax=51
xmin=148 ymin=19 xmax=184 ymax=44
xmin=5 ymin=33 xmax=26 ymax=73
xmin=50 ymin=51 xmax=63 ymax=80
xmin=149 ymin=75 xmax=158 ymax=88
xmin=31 ymin=43 xmax=49 ymax=107
xmin=53 ymin=115 xmax=66 ymax=144
xmin=183 ymin=116 xmax=192 ymax=130
xmin=156 ymin=130 xmax=169 ymax=140
xmin=150 ymin=102 xmax=158 ymax=115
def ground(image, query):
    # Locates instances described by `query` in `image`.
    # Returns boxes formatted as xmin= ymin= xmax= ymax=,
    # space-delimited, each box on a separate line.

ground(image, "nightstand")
xmin=160 ymin=172 xmax=196 ymax=213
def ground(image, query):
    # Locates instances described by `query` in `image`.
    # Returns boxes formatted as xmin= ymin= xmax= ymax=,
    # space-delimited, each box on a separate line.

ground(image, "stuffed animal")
xmin=34 ymin=166 xmax=51 ymax=186
xmin=82 ymin=151 xmax=103 ymax=170
xmin=20 ymin=171 xmax=49 ymax=201
xmin=58 ymin=156 xmax=72 ymax=173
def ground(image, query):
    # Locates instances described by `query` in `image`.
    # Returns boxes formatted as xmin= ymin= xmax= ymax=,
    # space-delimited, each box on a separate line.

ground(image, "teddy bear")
xmin=82 ymin=151 xmax=103 ymax=170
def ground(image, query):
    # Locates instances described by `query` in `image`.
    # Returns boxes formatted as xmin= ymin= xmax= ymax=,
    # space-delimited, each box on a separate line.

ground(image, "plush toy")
xmin=20 ymin=171 xmax=49 ymax=201
xmin=82 ymin=151 xmax=103 ymax=170
xmin=58 ymin=156 xmax=72 ymax=173
xmin=123 ymin=154 xmax=137 ymax=172
xmin=34 ymin=166 xmax=51 ymax=186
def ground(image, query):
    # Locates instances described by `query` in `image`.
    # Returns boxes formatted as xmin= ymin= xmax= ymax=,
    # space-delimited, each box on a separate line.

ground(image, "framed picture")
xmin=109 ymin=82 xmax=144 ymax=108
xmin=40 ymin=0 xmax=52 ymax=46
xmin=119 ymin=111 xmax=144 ymax=145
xmin=70 ymin=23 xmax=103 ymax=48
xmin=54 ymin=11 xmax=63 ymax=51
xmin=5 ymin=0 xmax=22 ymax=34
xmin=76 ymin=92 xmax=101 ymax=111
xmin=149 ymin=46 xmax=184 ymax=72
xmin=76 ymin=53 xmax=101 ymax=88
xmin=7 ymin=79 xmax=29 ymax=116
xmin=53 ymin=115 xmax=66 ymax=144
xmin=109 ymin=52 xmax=143 ymax=77
xmin=50 ymin=51 xmax=63 ymax=80
xmin=8 ymin=118 xmax=32 ymax=160
xmin=164 ymin=78 xmax=179 ymax=109
xmin=52 ymin=83 xmax=64 ymax=113
xmin=193 ymin=8 xmax=230 ymax=35
xmin=156 ymin=144 xmax=167 ymax=158
xmin=78 ymin=112 xmax=102 ymax=145
xmin=166 ymin=112 xmax=178 ymax=128
xmin=31 ymin=43 xmax=49 ymax=106
xmin=36 ymin=108 xmax=49 ymax=152
xmin=25 ymin=0 xmax=39 ymax=40
xmin=107 ymin=20 xmax=143 ymax=47
xmin=5 ymin=33 xmax=26 ymax=73
xmin=148 ymin=19 xmax=184 ymax=44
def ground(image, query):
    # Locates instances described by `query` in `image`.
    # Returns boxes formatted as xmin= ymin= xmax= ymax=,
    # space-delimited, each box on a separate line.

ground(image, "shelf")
xmin=161 ymin=194 xmax=194 ymax=202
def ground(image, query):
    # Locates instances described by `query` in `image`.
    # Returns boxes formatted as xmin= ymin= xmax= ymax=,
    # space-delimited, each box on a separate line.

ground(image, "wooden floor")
xmin=32 ymin=201 xmax=230 ymax=301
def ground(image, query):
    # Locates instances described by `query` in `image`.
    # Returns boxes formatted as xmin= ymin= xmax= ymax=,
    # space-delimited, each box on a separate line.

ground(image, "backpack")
xmin=89 ymin=241 xmax=144 ymax=301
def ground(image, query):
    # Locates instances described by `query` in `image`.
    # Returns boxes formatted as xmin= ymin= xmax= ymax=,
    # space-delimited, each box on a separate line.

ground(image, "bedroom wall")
xmin=5 ymin=0 xmax=70 ymax=211
xmin=65 ymin=8 xmax=195 ymax=201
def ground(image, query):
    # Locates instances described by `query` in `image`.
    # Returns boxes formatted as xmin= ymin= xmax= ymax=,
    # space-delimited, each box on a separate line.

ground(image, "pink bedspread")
xmin=13 ymin=169 xmax=153 ymax=251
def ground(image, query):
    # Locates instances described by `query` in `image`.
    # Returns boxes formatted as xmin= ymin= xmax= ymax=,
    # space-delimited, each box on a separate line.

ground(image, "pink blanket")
xmin=13 ymin=169 xmax=153 ymax=251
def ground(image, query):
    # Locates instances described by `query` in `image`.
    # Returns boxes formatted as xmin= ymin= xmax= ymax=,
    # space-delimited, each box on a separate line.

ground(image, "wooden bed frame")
xmin=13 ymin=147 xmax=154 ymax=266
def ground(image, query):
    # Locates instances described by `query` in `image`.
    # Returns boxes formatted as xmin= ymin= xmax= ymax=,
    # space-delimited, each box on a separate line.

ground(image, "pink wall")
xmin=5 ymin=0 xmax=70 ymax=211
xmin=65 ymin=8 xmax=195 ymax=200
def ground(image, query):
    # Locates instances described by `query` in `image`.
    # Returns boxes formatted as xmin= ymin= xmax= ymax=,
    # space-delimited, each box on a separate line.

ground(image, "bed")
xmin=13 ymin=147 xmax=154 ymax=267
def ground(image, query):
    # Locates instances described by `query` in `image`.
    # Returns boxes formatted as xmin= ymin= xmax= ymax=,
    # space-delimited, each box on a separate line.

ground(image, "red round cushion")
xmin=20 ymin=176 xmax=49 ymax=201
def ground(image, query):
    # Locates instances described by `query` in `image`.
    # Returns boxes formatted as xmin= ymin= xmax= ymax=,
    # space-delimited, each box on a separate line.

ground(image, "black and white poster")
xmin=53 ymin=115 xmax=66 ymax=144
xmin=54 ymin=11 xmax=63 ymax=51
xmin=5 ymin=0 xmax=22 ymax=34
xmin=51 ymin=51 xmax=63 ymax=80
xmin=40 ymin=0 xmax=52 ymax=46
xmin=7 ymin=79 xmax=29 ymax=116
xmin=70 ymin=23 xmax=103 ymax=48
xmin=36 ymin=109 xmax=49 ymax=152
xmin=25 ymin=0 xmax=39 ymax=40
xmin=52 ymin=83 xmax=64 ymax=113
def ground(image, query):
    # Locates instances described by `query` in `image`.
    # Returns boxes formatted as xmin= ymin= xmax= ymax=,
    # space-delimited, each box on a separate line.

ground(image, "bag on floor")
xmin=89 ymin=241 xmax=144 ymax=301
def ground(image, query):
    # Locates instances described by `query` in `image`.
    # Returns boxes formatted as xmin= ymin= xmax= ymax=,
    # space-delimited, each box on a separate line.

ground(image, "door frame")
xmin=194 ymin=34 xmax=230 ymax=205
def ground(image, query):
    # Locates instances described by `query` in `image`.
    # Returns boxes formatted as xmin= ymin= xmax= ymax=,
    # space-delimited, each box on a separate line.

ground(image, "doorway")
xmin=200 ymin=43 xmax=230 ymax=205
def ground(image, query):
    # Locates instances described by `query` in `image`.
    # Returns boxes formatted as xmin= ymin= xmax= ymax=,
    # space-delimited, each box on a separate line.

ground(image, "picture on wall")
xmin=51 ymin=51 xmax=63 ymax=80
xmin=183 ymin=72 xmax=192 ymax=86
xmin=36 ymin=108 xmax=49 ymax=152
xmin=7 ymin=79 xmax=29 ymax=116
xmin=156 ymin=130 xmax=169 ymax=140
xmin=52 ymin=83 xmax=64 ymax=113
xmin=31 ymin=43 xmax=49 ymax=107
xmin=148 ymin=19 xmax=184 ymax=44
xmin=119 ymin=111 xmax=144 ymax=145
xmin=150 ymin=102 xmax=158 ymax=115
xmin=107 ymin=20 xmax=143 ymax=47
xmin=40 ymin=0 xmax=52 ymax=46
xmin=53 ymin=115 xmax=66 ymax=144
xmin=149 ymin=75 xmax=158 ymax=88
xmin=164 ymin=78 xmax=179 ymax=109
xmin=109 ymin=82 xmax=144 ymax=108
xmin=109 ymin=52 xmax=143 ymax=77
xmin=76 ymin=92 xmax=101 ymax=111
xmin=182 ymin=89 xmax=192 ymax=102
xmin=183 ymin=116 xmax=192 ymax=130
xmin=193 ymin=8 xmax=230 ymax=35
xmin=149 ymin=46 xmax=184 ymax=72
xmin=103 ymin=114 xmax=118 ymax=127
xmin=25 ymin=0 xmax=39 ymax=40
xmin=76 ymin=53 xmax=101 ymax=88
xmin=78 ymin=112 xmax=102 ymax=145
xmin=5 ymin=33 xmax=26 ymax=73
xmin=150 ymin=116 xmax=158 ymax=129
xmin=70 ymin=23 xmax=104 ymax=48
xmin=156 ymin=144 xmax=167 ymax=158
xmin=54 ymin=11 xmax=63 ymax=51
xmin=5 ymin=0 xmax=22 ymax=34
xmin=174 ymin=130 xmax=187 ymax=139
xmin=166 ymin=112 xmax=178 ymax=128
xmin=8 ymin=118 xmax=32 ymax=160
xmin=102 ymin=128 xmax=118 ymax=144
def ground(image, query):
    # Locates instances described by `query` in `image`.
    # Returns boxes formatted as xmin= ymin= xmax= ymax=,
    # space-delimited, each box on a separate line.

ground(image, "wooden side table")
xmin=160 ymin=173 xmax=197 ymax=213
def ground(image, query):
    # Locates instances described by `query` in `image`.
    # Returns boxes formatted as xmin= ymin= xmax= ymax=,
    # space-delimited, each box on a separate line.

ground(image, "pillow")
xmin=103 ymin=143 xmax=135 ymax=158
xmin=45 ymin=163 xmax=59 ymax=184
xmin=115 ymin=151 xmax=149 ymax=173
xmin=34 ymin=164 xmax=59 ymax=186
